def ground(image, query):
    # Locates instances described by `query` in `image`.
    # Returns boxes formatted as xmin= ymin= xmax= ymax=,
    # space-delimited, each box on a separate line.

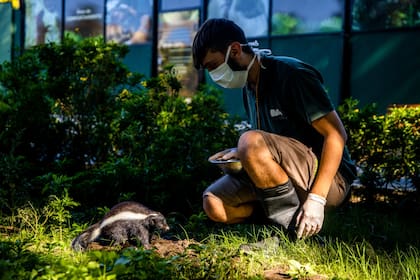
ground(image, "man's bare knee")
xmin=203 ymin=195 xmax=228 ymax=223
xmin=237 ymin=130 xmax=265 ymax=158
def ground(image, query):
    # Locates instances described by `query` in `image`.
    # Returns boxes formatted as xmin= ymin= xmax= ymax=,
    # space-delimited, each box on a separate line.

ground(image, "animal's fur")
xmin=71 ymin=201 xmax=170 ymax=251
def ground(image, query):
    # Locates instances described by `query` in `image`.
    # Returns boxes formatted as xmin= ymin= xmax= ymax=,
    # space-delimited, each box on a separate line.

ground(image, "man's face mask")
xmin=209 ymin=44 xmax=256 ymax=89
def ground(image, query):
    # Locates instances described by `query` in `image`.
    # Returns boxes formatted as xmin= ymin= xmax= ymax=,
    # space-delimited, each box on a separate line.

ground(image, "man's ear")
xmin=229 ymin=41 xmax=243 ymax=58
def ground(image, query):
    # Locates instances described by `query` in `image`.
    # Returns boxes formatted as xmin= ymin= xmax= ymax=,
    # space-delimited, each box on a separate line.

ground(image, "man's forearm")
xmin=309 ymin=133 xmax=344 ymax=198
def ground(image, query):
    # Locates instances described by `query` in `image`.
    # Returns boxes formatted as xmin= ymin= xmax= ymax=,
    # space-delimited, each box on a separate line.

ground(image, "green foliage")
xmin=353 ymin=0 xmax=420 ymax=30
xmin=0 ymin=36 xmax=137 ymax=211
xmin=1 ymin=201 xmax=420 ymax=280
xmin=382 ymin=106 xmax=420 ymax=186
xmin=271 ymin=13 xmax=299 ymax=35
xmin=0 ymin=240 xmax=44 ymax=280
xmin=0 ymin=36 xmax=135 ymax=170
xmin=338 ymin=98 xmax=419 ymax=197
xmin=0 ymin=154 xmax=31 ymax=213
xmin=338 ymin=98 xmax=386 ymax=190
xmin=14 ymin=190 xmax=79 ymax=242
xmin=110 ymin=81 xmax=239 ymax=212
xmin=0 ymin=37 xmax=239 ymax=216
xmin=103 ymin=248 xmax=179 ymax=279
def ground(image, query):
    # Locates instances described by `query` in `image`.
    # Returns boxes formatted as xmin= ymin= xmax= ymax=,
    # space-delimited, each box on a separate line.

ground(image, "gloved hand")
xmin=296 ymin=193 xmax=326 ymax=239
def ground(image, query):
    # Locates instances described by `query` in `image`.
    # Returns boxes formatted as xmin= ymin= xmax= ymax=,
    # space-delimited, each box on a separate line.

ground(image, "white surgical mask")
xmin=209 ymin=45 xmax=256 ymax=89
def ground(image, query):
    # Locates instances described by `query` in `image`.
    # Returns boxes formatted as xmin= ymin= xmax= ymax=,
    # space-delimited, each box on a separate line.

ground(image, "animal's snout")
xmin=159 ymin=219 xmax=170 ymax=232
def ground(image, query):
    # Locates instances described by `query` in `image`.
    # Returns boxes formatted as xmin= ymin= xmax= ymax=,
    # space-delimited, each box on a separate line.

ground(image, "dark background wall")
xmin=350 ymin=30 xmax=420 ymax=112
xmin=1 ymin=1 xmax=419 ymax=116
xmin=0 ymin=4 xmax=12 ymax=63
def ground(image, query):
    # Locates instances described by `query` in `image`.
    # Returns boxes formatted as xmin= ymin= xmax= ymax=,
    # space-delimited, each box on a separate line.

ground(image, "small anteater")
xmin=71 ymin=201 xmax=170 ymax=251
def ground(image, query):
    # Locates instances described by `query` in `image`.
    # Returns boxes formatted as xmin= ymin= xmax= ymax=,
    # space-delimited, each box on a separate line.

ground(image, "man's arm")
xmin=310 ymin=110 xmax=347 ymax=198
xmin=296 ymin=110 xmax=346 ymax=238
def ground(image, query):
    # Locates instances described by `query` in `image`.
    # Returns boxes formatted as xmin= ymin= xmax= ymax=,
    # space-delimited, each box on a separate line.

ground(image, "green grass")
xmin=1 ymin=199 xmax=419 ymax=280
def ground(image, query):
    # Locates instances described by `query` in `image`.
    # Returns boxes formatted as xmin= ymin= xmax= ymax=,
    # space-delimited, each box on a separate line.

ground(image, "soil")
xmin=150 ymin=237 xmax=198 ymax=257
xmin=263 ymin=268 xmax=328 ymax=280
xmin=86 ymin=237 xmax=197 ymax=257
xmin=87 ymin=237 xmax=327 ymax=280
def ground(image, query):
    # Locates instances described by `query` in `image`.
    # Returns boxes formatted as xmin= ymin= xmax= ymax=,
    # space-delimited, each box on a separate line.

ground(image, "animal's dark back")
xmin=103 ymin=201 xmax=156 ymax=219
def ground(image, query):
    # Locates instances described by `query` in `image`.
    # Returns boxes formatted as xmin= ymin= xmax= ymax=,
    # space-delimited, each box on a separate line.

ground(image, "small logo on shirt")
xmin=270 ymin=108 xmax=286 ymax=119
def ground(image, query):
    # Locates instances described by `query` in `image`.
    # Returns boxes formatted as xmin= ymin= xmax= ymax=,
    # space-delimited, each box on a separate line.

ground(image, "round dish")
xmin=208 ymin=158 xmax=243 ymax=174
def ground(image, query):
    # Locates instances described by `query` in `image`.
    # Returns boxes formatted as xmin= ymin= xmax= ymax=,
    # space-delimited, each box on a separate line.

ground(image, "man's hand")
xmin=208 ymin=148 xmax=239 ymax=161
xmin=296 ymin=193 xmax=326 ymax=238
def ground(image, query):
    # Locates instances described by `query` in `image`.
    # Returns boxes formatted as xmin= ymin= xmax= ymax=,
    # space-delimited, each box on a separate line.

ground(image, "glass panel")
xmin=0 ymin=3 xmax=12 ymax=62
xmin=271 ymin=35 xmax=343 ymax=106
xmin=161 ymin=0 xmax=200 ymax=11
xmin=351 ymin=32 xmax=420 ymax=112
xmin=24 ymin=0 xmax=62 ymax=47
xmin=271 ymin=0 xmax=344 ymax=35
xmin=106 ymin=0 xmax=153 ymax=44
xmin=0 ymin=0 xmax=20 ymax=9
xmin=65 ymin=0 xmax=104 ymax=39
xmin=158 ymin=9 xmax=199 ymax=96
xmin=207 ymin=0 xmax=269 ymax=37
xmin=352 ymin=0 xmax=420 ymax=31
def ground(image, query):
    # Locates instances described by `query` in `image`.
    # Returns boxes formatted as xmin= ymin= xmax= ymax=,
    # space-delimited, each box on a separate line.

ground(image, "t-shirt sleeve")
xmin=285 ymin=65 xmax=334 ymax=124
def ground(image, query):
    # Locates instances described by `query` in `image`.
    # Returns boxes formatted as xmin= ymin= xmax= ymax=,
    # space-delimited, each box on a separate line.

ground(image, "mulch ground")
xmin=87 ymin=237 xmax=327 ymax=280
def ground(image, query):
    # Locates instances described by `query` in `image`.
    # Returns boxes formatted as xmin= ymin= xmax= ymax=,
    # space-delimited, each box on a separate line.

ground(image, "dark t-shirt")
xmin=243 ymin=55 xmax=357 ymax=183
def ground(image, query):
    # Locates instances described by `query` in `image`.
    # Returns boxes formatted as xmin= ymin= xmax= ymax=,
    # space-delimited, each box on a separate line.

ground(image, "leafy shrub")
xmin=0 ymin=37 xmax=137 ymax=171
xmin=0 ymin=37 xmax=136 ymax=214
xmin=382 ymin=105 xmax=420 ymax=188
xmin=338 ymin=98 xmax=419 ymax=200
xmin=0 ymin=37 xmax=239 ymax=217
xmin=353 ymin=0 xmax=420 ymax=30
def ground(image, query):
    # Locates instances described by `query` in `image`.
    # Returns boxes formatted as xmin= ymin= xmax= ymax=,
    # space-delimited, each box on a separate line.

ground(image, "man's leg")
xmin=237 ymin=130 xmax=308 ymax=230
xmin=238 ymin=130 xmax=289 ymax=188
xmin=239 ymin=130 xmax=318 ymax=195
xmin=202 ymin=172 xmax=258 ymax=224
xmin=203 ymin=194 xmax=254 ymax=224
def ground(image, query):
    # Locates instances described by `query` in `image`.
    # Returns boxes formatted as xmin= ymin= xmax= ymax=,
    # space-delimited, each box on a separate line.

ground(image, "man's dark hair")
xmin=192 ymin=18 xmax=253 ymax=69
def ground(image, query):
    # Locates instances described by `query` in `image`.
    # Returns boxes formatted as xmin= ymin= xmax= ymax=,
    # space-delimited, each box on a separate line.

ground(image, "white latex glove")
xmin=296 ymin=193 xmax=326 ymax=239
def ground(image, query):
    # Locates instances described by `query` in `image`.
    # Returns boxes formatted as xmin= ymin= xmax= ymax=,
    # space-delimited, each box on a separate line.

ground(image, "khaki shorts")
xmin=204 ymin=131 xmax=351 ymax=208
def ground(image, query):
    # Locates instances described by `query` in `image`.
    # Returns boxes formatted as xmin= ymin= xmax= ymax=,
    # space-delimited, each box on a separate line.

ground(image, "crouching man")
xmin=192 ymin=18 xmax=357 ymax=238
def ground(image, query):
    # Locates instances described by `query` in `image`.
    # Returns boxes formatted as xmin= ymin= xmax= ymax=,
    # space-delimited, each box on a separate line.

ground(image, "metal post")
xmin=340 ymin=0 xmax=353 ymax=103
xmin=151 ymin=0 xmax=159 ymax=77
